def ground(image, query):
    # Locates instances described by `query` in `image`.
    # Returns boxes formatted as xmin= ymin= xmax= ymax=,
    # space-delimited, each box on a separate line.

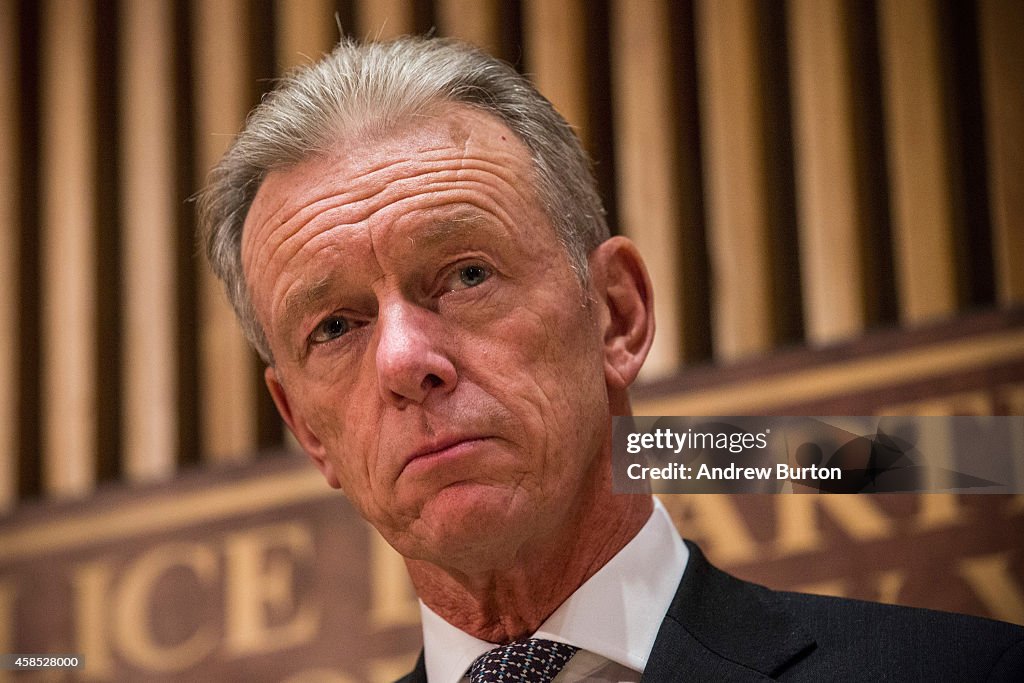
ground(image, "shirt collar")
xmin=419 ymin=497 xmax=689 ymax=682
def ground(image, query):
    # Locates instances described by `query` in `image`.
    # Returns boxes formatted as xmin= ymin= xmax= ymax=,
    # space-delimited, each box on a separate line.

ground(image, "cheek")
xmin=524 ymin=298 xmax=602 ymax=390
xmin=480 ymin=300 xmax=606 ymax=450
xmin=301 ymin=385 xmax=378 ymax=484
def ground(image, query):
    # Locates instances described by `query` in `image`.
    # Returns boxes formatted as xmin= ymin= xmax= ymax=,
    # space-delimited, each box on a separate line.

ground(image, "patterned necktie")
xmin=468 ymin=638 xmax=579 ymax=682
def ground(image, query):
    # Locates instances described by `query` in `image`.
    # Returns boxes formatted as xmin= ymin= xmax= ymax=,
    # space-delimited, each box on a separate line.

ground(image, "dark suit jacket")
xmin=397 ymin=541 xmax=1024 ymax=681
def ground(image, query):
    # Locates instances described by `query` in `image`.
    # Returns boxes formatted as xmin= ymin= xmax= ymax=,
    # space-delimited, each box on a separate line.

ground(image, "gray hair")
xmin=199 ymin=35 xmax=609 ymax=365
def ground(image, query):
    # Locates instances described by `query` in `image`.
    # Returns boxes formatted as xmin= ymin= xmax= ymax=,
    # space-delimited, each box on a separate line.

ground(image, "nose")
xmin=375 ymin=300 xmax=457 ymax=406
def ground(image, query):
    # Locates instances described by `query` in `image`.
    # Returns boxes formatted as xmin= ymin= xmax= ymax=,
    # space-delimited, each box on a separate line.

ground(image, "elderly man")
xmin=202 ymin=37 xmax=1022 ymax=682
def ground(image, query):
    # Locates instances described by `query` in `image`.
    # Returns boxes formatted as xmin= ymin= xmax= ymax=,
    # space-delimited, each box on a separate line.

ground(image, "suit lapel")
xmin=642 ymin=542 xmax=815 ymax=682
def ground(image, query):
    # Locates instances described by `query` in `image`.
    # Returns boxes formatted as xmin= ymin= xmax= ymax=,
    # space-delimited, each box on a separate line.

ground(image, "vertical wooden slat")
xmin=978 ymin=0 xmax=1024 ymax=305
xmin=0 ymin=0 xmax=16 ymax=511
xmin=93 ymin=0 xmax=122 ymax=487
xmin=877 ymin=0 xmax=960 ymax=323
xmin=193 ymin=0 xmax=257 ymax=463
xmin=695 ymin=0 xmax=775 ymax=361
xmin=274 ymin=0 xmax=337 ymax=73
xmin=41 ymin=0 xmax=97 ymax=498
xmin=356 ymin=0 xmax=416 ymax=40
xmin=610 ymin=0 xmax=684 ymax=377
xmin=522 ymin=0 xmax=589 ymax=143
xmin=788 ymin=0 xmax=866 ymax=345
xmin=119 ymin=0 xmax=177 ymax=483
xmin=435 ymin=0 xmax=503 ymax=56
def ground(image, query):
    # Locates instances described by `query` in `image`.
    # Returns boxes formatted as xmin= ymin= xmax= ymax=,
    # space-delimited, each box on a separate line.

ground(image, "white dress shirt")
xmin=419 ymin=497 xmax=689 ymax=682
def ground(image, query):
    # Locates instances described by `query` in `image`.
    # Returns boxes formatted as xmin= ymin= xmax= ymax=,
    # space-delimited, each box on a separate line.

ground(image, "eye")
xmin=452 ymin=263 xmax=491 ymax=290
xmin=309 ymin=315 xmax=350 ymax=344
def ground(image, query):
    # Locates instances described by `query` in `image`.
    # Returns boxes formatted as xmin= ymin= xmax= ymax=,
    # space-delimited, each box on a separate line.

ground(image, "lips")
xmin=402 ymin=435 xmax=490 ymax=472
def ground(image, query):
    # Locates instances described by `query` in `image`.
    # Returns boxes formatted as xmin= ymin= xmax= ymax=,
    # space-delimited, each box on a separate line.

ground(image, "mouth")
xmin=402 ymin=435 xmax=491 ymax=473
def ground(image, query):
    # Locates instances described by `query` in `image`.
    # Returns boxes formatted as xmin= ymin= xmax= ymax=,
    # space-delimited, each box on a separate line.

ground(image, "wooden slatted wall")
xmin=1 ymin=0 xmax=1021 ymax=512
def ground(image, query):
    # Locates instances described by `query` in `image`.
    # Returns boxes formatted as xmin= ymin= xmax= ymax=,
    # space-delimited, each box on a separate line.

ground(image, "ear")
xmin=589 ymin=236 xmax=655 ymax=391
xmin=264 ymin=366 xmax=341 ymax=489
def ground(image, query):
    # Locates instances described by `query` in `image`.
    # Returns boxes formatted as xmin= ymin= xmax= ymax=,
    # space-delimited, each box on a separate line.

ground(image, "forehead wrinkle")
xmin=254 ymin=141 xmax=458 ymax=242
xmin=246 ymin=182 xmax=343 ymax=285
xmin=267 ymin=152 xmax=507 ymax=258
xmin=352 ymin=151 xmax=523 ymax=218
xmin=251 ymin=117 xmax=531 ymax=274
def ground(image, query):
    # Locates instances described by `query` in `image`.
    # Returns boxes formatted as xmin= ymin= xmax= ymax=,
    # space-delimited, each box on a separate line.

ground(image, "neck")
xmin=405 ymin=489 xmax=653 ymax=643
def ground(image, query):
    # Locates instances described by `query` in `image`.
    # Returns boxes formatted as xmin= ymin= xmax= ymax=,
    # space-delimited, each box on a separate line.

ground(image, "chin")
xmin=394 ymin=482 xmax=539 ymax=568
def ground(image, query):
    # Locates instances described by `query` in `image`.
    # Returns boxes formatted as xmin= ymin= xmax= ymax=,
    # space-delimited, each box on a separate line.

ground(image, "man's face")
xmin=241 ymin=104 xmax=613 ymax=567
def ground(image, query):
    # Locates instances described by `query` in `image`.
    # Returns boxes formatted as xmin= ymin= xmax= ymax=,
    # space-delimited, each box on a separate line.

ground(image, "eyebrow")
xmin=411 ymin=210 xmax=493 ymax=249
xmin=279 ymin=277 xmax=334 ymax=357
